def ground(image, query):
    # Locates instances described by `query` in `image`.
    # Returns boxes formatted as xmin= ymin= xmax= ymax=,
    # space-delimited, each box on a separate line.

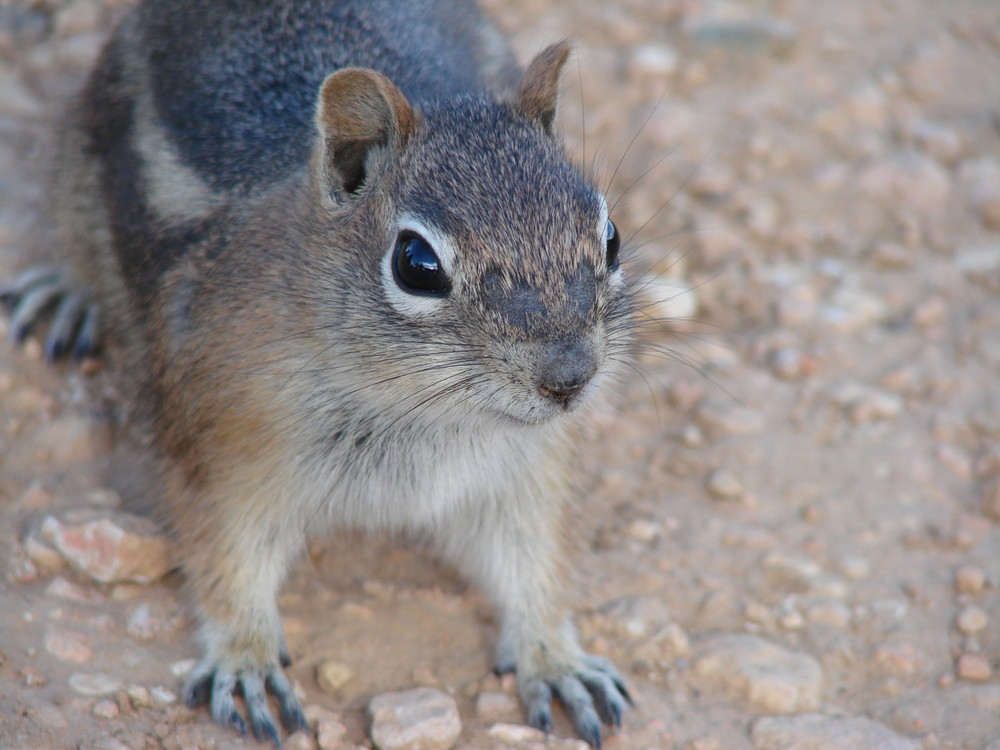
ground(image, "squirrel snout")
xmin=535 ymin=339 xmax=598 ymax=407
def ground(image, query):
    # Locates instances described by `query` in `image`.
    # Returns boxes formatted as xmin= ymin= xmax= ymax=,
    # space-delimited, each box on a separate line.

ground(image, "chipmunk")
xmin=3 ymin=0 xmax=636 ymax=745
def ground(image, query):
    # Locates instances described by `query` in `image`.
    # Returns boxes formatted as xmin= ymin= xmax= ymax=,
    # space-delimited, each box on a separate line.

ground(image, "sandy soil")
xmin=1 ymin=1 xmax=999 ymax=749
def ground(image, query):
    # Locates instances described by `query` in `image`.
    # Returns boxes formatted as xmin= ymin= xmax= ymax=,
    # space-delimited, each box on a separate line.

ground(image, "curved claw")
xmin=186 ymin=658 xmax=308 ymax=748
xmin=518 ymin=654 xmax=632 ymax=749
xmin=582 ymin=654 xmax=634 ymax=708
xmin=45 ymin=291 xmax=85 ymax=359
xmin=0 ymin=267 xmax=60 ymax=307
xmin=266 ymin=671 xmax=308 ymax=734
xmin=554 ymin=675 xmax=605 ymax=748
xmin=241 ymin=673 xmax=282 ymax=746
xmin=9 ymin=281 xmax=64 ymax=344
xmin=523 ymin=679 xmax=553 ymax=734
xmin=1 ymin=266 xmax=101 ymax=359
xmin=72 ymin=303 xmax=100 ymax=359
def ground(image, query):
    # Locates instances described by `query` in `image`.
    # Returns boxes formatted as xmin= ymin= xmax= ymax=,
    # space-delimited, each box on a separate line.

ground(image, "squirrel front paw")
xmin=505 ymin=653 xmax=632 ymax=749
xmin=184 ymin=651 xmax=307 ymax=746
xmin=0 ymin=266 xmax=100 ymax=359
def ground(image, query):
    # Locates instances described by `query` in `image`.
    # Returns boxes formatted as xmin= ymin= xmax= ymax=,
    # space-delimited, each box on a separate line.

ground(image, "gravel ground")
xmin=1 ymin=1 xmax=999 ymax=749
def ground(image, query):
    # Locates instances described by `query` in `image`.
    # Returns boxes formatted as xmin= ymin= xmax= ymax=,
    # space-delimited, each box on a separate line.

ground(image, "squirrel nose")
xmin=537 ymin=377 xmax=587 ymax=404
xmin=536 ymin=339 xmax=597 ymax=406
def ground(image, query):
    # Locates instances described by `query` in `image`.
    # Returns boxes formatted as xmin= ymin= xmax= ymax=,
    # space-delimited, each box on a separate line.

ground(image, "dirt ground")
xmin=1 ymin=0 xmax=999 ymax=748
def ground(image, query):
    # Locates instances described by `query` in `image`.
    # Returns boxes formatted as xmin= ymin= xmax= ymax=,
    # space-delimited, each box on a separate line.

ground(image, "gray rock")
xmin=369 ymin=688 xmax=461 ymax=750
xmin=693 ymin=634 xmax=823 ymax=713
xmin=750 ymin=713 xmax=920 ymax=750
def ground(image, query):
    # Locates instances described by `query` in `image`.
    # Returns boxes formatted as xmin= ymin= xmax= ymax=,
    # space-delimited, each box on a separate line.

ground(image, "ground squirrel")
xmin=2 ymin=0 xmax=636 ymax=745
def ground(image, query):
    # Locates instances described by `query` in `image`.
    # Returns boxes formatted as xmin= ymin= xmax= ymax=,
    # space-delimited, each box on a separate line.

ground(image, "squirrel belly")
xmin=27 ymin=0 xmax=638 ymax=746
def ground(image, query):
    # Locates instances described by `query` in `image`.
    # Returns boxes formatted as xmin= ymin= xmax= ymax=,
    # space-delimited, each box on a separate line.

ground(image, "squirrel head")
xmin=303 ymin=43 xmax=632 ymax=426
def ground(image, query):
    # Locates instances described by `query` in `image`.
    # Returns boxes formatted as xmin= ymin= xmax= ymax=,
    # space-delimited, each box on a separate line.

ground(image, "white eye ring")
xmin=596 ymin=195 xmax=623 ymax=280
xmin=381 ymin=215 xmax=457 ymax=317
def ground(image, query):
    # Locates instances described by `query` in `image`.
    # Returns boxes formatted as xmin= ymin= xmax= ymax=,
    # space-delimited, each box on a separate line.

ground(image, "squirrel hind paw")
xmin=184 ymin=658 xmax=307 ymax=747
xmin=1 ymin=266 xmax=101 ymax=360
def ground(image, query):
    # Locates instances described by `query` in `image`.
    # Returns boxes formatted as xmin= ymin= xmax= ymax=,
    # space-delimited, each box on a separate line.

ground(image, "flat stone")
xmin=369 ymin=688 xmax=461 ymax=750
xmin=751 ymin=713 xmax=919 ymax=750
xmin=486 ymin=724 xmax=588 ymax=749
xmin=40 ymin=509 xmax=171 ymax=585
xmin=957 ymin=653 xmax=992 ymax=682
xmin=69 ymin=672 xmax=123 ymax=696
xmin=693 ymin=634 xmax=823 ymax=713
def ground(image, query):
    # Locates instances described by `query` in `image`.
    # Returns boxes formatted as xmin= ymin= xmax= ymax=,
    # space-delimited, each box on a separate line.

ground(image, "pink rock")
xmin=45 ymin=628 xmax=92 ymax=663
xmin=369 ymin=688 xmax=461 ymax=750
xmin=40 ymin=510 xmax=171 ymax=585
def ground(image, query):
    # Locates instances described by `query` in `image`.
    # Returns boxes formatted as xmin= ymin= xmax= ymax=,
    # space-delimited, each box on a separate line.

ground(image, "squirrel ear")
xmin=314 ymin=68 xmax=416 ymax=199
xmin=514 ymin=41 xmax=572 ymax=134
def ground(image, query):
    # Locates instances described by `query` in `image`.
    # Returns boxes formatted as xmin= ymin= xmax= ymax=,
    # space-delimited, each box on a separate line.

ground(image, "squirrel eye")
xmin=392 ymin=232 xmax=451 ymax=296
xmin=605 ymin=219 xmax=621 ymax=272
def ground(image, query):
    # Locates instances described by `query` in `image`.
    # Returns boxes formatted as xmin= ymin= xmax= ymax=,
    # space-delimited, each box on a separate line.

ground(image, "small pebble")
xmin=779 ymin=611 xmax=805 ymax=630
xmin=488 ymin=724 xmax=546 ymax=744
xmin=625 ymin=519 xmax=662 ymax=543
xmin=169 ymin=658 xmax=197 ymax=678
xmin=126 ymin=685 xmax=152 ymax=707
xmin=286 ymin=731 xmax=318 ymax=750
xmin=316 ymin=719 xmax=348 ymax=750
xmin=957 ymin=653 xmax=992 ymax=682
xmin=682 ymin=424 xmax=705 ymax=447
xmin=955 ymin=565 xmax=985 ymax=594
xmin=956 ymin=606 xmax=988 ymax=635
xmin=45 ymin=628 xmax=92 ymax=663
xmin=706 ymin=470 xmax=743 ymax=500
xmin=21 ymin=667 xmax=47 ymax=687
xmin=317 ymin=660 xmax=353 ymax=694
xmin=873 ymin=643 xmax=920 ymax=677
xmin=368 ymin=687 xmax=461 ymax=750
xmin=151 ymin=686 xmax=177 ymax=705
xmin=92 ymin=699 xmax=119 ymax=719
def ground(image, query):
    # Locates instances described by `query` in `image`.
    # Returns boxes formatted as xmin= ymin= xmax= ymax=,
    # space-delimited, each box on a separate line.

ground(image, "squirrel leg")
xmin=178 ymin=498 xmax=308 ymax=745
xmin=435 ymin=493 xmax=631 ymax=748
